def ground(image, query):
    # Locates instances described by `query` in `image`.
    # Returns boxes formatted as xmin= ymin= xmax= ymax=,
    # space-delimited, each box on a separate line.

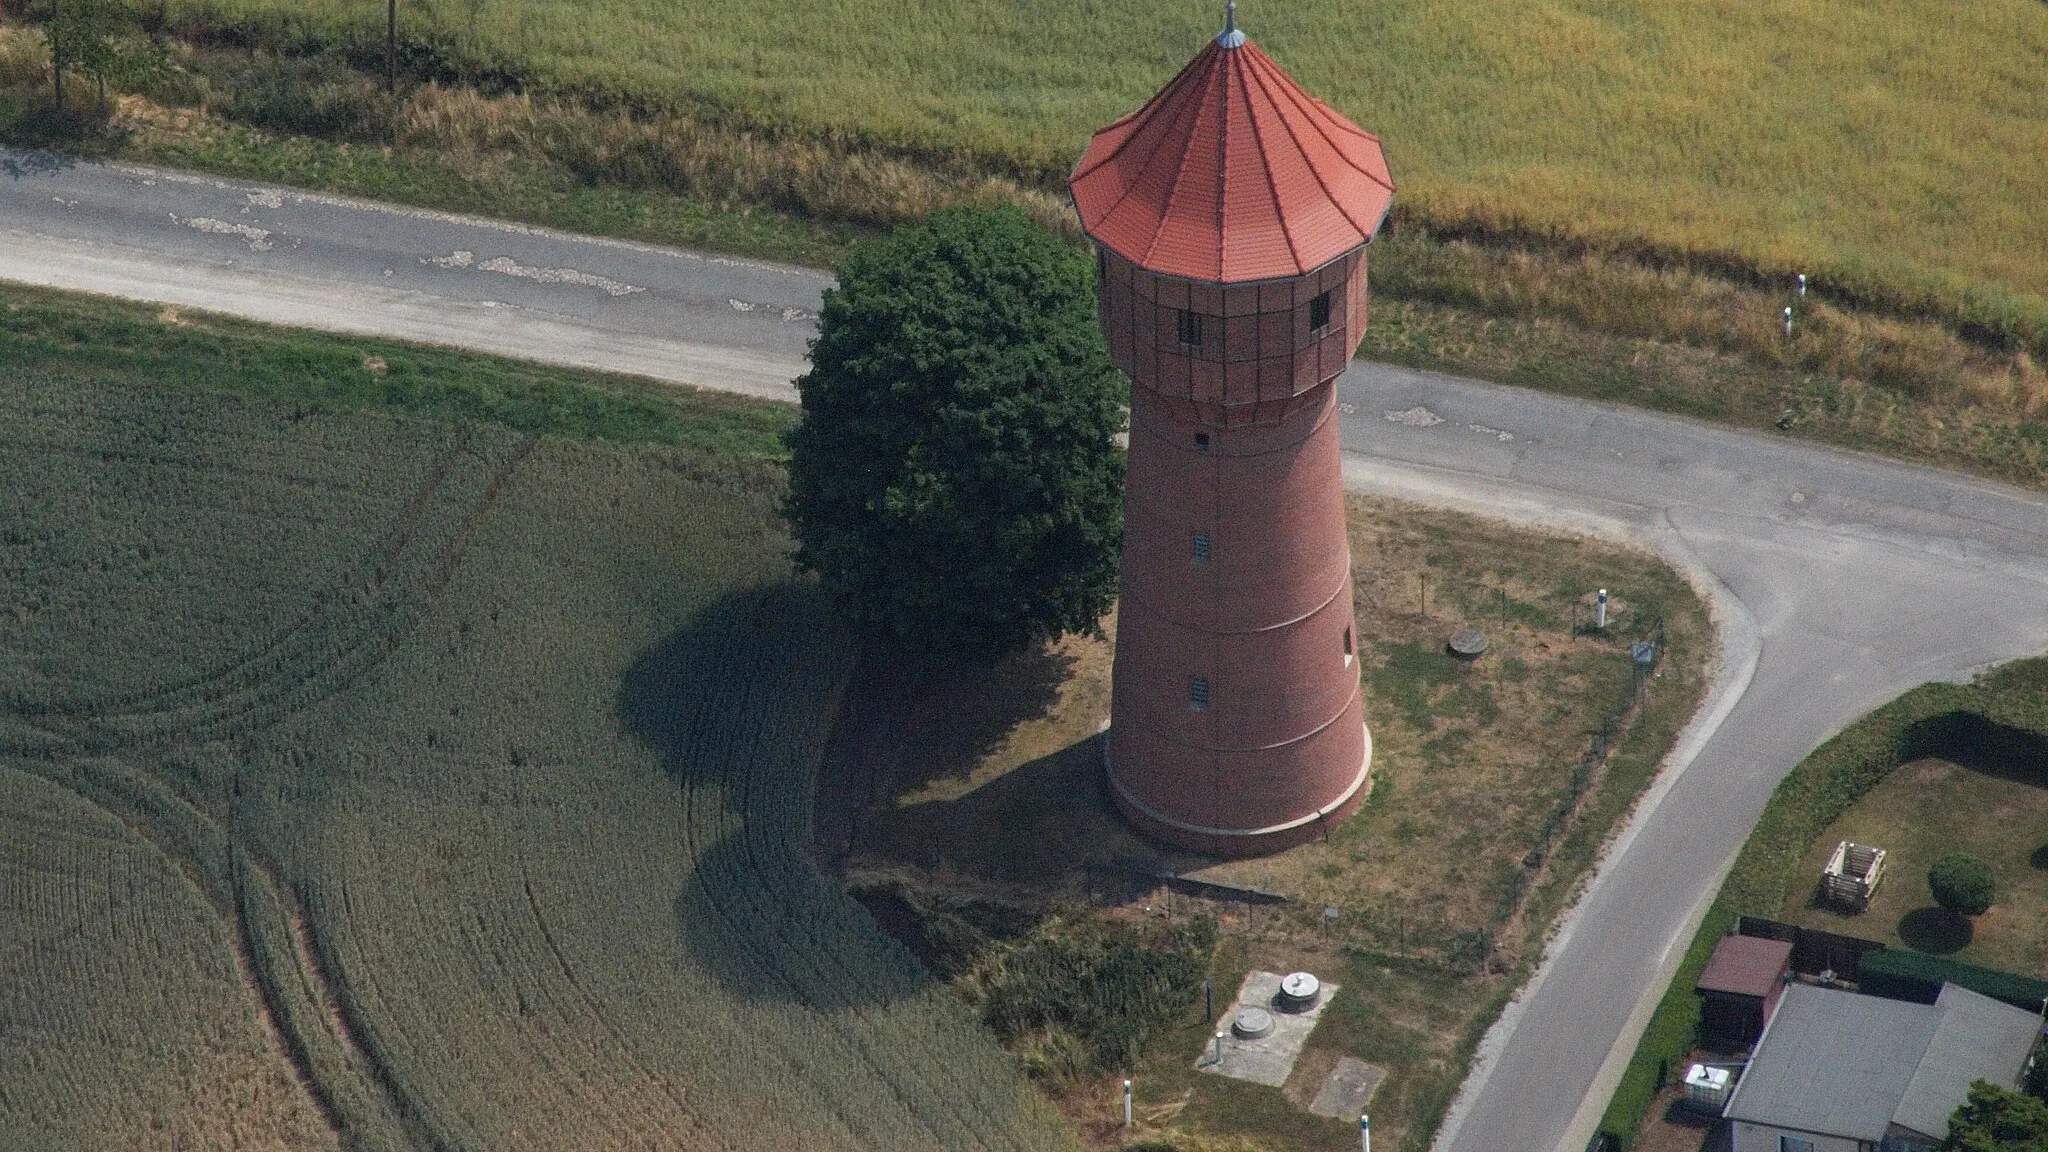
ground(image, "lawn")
xmin=0 ymin=283 xmax=1071 ymax=1152
xmin=844 ymin=494 xmax=1713 ymax=1152
xmin=163 ymin=0 xmax=2048 ymax=332
xmin=1784 ymin=756 xmax=2048 ymax=976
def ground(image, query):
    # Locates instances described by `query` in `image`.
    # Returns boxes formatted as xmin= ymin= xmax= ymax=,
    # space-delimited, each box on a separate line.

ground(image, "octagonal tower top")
xmin=1068 ymin=9 xmax=1396 ymax=284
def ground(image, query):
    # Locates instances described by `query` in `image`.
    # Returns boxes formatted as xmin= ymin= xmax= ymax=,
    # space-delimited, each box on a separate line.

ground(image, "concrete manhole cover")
xmin=1276 ymin=971 xmax=1321 ymax=1012
xmin=1449 ymin=628 xmax=1488 ymax=658
xmin=1231 ymin=1007 xmax=1275 ymax=1039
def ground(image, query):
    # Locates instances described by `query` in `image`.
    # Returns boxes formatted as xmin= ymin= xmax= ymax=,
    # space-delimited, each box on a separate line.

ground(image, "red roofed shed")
xmin=1697 ymin=934 xmax=1795 ymax=1046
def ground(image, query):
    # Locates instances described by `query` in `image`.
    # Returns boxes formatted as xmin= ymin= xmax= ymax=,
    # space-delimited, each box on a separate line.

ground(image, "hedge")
xmin=1595 ymin=658 xmax=2048 ymax=1148
xmin=1858 ymin=948 xmax=2048 ymax=1013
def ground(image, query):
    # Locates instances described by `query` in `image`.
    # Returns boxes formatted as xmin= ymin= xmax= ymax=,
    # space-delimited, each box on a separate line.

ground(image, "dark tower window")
xmin=1177 ymin=309 xmax=1203 ymax=348
xmin=1310 ymin=291 xmax=1332 ymax=333
xmin=1194 ymin=432 xmax=1210 ymax=450
xmin=1189 ymin=676 xmax=1210 ymax=712
xmin=1192 ymin=531 xmax=1211 ymax=565
xmin=1343 ymin=626 xmax=1354 ymax=667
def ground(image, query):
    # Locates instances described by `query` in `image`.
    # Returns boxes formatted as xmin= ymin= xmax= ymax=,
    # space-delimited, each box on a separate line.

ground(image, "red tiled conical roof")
xmin=1069 ymin=34 xmax=1395 ymax=284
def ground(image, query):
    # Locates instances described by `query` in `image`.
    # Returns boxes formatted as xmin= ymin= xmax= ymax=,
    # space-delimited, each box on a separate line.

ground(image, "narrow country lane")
xmin=7 ymin=150 xmax=2048 ymax=1152
xmin=0 ymin=148 xmax=822 ymax=399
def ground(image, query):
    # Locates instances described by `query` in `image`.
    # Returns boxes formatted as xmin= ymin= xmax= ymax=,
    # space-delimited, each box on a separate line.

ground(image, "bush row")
xmin=1858 ymin=948 xmax=2048 ymax=1014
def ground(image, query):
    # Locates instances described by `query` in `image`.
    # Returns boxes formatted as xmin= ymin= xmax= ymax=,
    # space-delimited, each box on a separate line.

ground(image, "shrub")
xmin=783 ymin=204 xmax=1125 ymax=660
xmin=967 ymin=916 xmax=1214 ymax=1074
xmin=1931 ymin=853 xmax=1997 ymax=918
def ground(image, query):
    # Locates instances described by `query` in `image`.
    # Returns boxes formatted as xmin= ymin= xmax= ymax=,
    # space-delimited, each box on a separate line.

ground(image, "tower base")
xmin=1102 ymin=724 xmax=1373 ymax=857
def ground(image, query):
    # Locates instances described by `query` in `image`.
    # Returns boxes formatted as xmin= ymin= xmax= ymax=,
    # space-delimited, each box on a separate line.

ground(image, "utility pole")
xmin=52 ymin=0 xmax=64 ymax=110
xmin=387 ymin=0 xmax=398 ymax=94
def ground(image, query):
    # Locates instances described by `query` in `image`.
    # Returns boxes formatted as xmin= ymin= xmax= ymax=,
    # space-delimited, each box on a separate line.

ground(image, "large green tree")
xmin=1944 ymin=1082 xmax=2048 ymax=1152
xmin=784 ymin=205 xmax=1125 ymax=659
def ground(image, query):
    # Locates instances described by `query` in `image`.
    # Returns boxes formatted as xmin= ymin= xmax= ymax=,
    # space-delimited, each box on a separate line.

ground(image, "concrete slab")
xmin=1197 ymin=970 xmax=1339 ymax=1087
xmin=1309 ymin=1056 xmax=1386 ymax=1119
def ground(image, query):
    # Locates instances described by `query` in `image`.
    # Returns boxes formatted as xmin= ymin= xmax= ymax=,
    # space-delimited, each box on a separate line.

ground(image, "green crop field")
xmin=0 ymin=296 xmax=1072 ymax=1150
xmin=171 ymin=0 xmax=2048 ymax=331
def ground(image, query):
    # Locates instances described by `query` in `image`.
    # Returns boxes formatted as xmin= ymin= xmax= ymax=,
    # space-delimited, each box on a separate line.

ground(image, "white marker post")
xmin=1784 ymin=305 xmax=1794 ymax=337
xmin=1798 ymin=273 xmax=1808 ymax=297
xmin=1123 ymin=1079 xmax=1134 ymax=1128
xmin=1361 ymin=1113 xmax=1372 ymax=1152
xmin=1595 ymin=589 xmax=1608 ymax=630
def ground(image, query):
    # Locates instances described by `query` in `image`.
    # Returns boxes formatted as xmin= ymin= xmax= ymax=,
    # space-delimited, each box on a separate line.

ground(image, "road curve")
xmin=7 ymin=151 xmax=2048 ymax=1152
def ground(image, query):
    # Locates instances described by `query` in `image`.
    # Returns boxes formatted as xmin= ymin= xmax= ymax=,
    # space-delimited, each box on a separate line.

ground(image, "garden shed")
xmin=1696 ymin=934 xmax=1793 ymax=1046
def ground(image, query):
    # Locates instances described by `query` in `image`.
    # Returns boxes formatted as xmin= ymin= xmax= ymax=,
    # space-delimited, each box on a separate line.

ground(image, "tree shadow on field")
xmin=617 ymin=582 xmax=942 ymax=1010
xmin=813 ymin=639 xmax=1074 ymax=870
xmin=1898 ymin=906 xmax=1974 ymax=955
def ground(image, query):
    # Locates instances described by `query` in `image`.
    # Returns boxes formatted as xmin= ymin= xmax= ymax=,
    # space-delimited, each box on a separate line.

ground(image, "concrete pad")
xmin=1309 ymin=1056 xmax=1386 ymax=1119
xmin=1197 ymin=970 xmax=1338 ymax=1087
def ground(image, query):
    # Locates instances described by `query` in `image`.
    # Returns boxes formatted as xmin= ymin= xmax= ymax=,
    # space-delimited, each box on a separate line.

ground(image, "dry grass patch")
xmin=846 ymin=494 xmax=1713 ymax=1152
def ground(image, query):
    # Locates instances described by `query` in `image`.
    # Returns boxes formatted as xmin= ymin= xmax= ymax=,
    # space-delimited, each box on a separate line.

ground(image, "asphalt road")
xmin=8 ymin=151 xmax=2048 ymax=1152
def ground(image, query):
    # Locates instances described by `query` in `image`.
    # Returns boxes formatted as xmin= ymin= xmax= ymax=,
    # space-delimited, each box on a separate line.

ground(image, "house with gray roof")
xmin=1722 ymin=981 xmax=2040 ymax=1152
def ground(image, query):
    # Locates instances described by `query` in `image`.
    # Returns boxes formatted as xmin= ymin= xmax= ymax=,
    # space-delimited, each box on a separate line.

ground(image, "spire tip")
xmin=1217 ymin=0 xmax=1246 ymax=47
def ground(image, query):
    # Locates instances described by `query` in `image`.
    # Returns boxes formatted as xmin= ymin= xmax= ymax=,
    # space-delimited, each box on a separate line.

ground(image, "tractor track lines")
xmin=1 ymin=436 xmax=532 ymax=758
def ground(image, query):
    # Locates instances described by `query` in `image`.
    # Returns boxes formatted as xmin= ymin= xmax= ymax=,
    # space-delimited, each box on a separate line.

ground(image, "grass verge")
xmin=0 ymin=278 xmax=796 ymax=457
xmin=1596 ymin=659 xmax=2048 ymax=1148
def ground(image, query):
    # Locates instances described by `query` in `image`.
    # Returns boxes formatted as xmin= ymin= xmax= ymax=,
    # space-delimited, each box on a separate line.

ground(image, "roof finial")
xmin=1217 ymin=0 xmax=1246 ymax=47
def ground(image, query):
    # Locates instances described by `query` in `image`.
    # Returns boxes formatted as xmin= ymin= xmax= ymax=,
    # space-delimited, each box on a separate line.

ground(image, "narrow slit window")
xmin=1343 ymin=627 xmax=1354 ymax=667
xmin=1309 ymin=291 xmax=1332 ymax=332
xmin=1194 ymin=432 xmax=1210 ymax=451
xmin=1177 ymin=309 xmax=1203 ymax=348
xmin=1189 ymin=676 xmax=1210 ymax=712
xmin=1192 ymin=531 xmax=1211 ymax=565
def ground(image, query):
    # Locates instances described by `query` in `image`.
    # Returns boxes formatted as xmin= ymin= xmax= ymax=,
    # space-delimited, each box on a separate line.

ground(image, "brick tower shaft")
xmin=1070 ymin=18 xmax=1395 ymax=856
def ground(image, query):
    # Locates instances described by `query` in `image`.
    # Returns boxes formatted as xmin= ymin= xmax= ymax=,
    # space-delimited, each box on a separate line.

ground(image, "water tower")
xmin=1070 ymin=4 xmax=1394 ymax=856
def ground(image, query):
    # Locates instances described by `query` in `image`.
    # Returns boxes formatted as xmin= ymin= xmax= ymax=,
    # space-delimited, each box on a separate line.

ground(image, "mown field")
xmin=163 ymin=0 xmax=2048 ymax=339
xmin=0 ymin=287 xmax=1072 ymax=1151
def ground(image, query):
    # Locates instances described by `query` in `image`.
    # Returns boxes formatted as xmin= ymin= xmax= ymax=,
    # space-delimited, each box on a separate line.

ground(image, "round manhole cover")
xmin=1276 ymin=971 xmax=1321 ymax=1012
xmin=1449 ymin=628 xmax=1488 ymax=658
xmin=1232 ymin=1007 xmax=1275 ymax=1039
